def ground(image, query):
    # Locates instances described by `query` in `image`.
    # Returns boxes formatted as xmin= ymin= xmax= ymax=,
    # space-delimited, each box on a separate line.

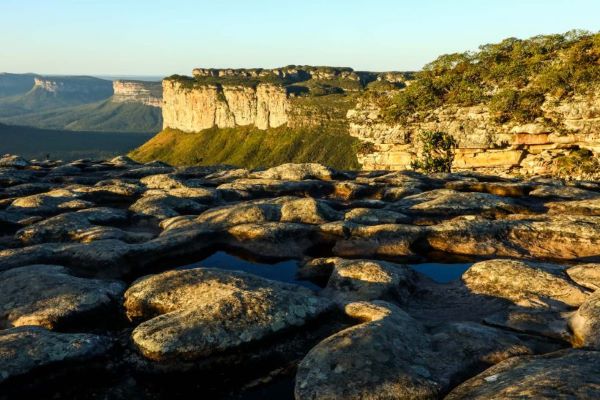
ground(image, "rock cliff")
xmin=33 ymin=76 xmax=113 ymax=99
xmin=348 ymin=90 xmax=600 ymax=177
xmin=162 ymin=79 xmax=289 ymax=131
xmin=112 ymin=80 xmax=162 ymax=108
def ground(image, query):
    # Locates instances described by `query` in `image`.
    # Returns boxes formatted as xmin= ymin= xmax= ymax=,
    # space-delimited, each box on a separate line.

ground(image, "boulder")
xmin=250 ymin=163 xmax=335 ymax=180
xmin=15 ymin=207 xmax=151 ymax=245
xmin=344 ymin=208 xmax=410 ymax=225
xmin=0 ymin=265 xmax=124 ymax=329
xmin=391 ymin=189 xmax=528 ymax=217
xmin=567 ymin=263 xmax=600 ymax=291
xmin=0 ymin=326 xmax=112 ymax=385
xmin=0 ymin=154 xmax=30 ymax=168
xmin=300 ymin=257 xmax=416 ymax=304
xmin=124 ymin=268 xmax=332 ymax=363
xmin=570 ymin=290 xmax=600 ymax=348
xmin=462 ymin=259 xmax=588 ymax=308
xmin=295 ymin=301 xmax=440 ymax=400
xmin=445 ymin=349 xmax=600 ymax=399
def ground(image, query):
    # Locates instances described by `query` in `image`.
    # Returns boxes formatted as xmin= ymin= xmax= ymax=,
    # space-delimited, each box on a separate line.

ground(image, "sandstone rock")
xmin=9 ymin=189 xmax=93 ymax=215
xmin=461 ymin=259 xmax=588 ymax=308
xmin=279 ymin=197 xmax=341 ymax=224
xmin=528 ymin=184 xmax=600 ymax=200
xmin=0 ymin=239 xmax=134 ymax=278
xmin=14 ymin=207 xmax=149 ymax=245
xmin=344 ymin=207 xmax=410 ymax=225
xmin=0 ymin=265 xmax=124 ymax=329
xmin=546 ymin=197 xmax=600 ymax=215
xmin=217 ymin=178 xmax=332 ymax=198
xmin=570 ymin=290 xmax=600 ymax=349
xmin=330 ymin=222 xmax=424 ymax=259
xmin=226 ymin=222 xmax=319 ymax=258
xmin=301 ymin=257 xmax=416 ymax=304
xmin=484 ymin=307 xmax=573 ymax=341
xmin=391 ymin=189 xmax=528 ymax=216
xmin=0 ymin=154 xmax=29 ymax=168
xmin=445 ymin=180 xmax=533 ymax=197
xmin=427 ymin=215 xmax=600 ymax=261
xmin=124 ymin=268 xmax=331 ymax=362
xmin=130 ymin=193 xmax=208 ymax=219
xmin=445 ymin=349 xmax=600 ymax=399
xmin=295 ymin=301 xmax=439 ymax=400
xmin=567 ymin=264 xmax=600 ymax=291
xmin=250 ymin=163 xmax=335 ymax=180
xmin=0 ymin=326 xmax=112 ymax=385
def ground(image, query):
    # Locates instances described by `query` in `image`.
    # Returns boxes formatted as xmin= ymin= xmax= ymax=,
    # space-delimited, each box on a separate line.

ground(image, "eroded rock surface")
xmin=0 ymin=265 xmax=124 ymax=329
xmin=124 ymin=268 xmax=332 ymax=363
xmin=0 ymin=156 xmax=599 ymax=398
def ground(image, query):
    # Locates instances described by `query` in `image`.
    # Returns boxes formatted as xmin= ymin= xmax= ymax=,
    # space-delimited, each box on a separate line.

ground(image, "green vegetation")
xmin=410 ymin=131 xmax=457 ymax=173
xmin=553 ymin=148 xmax=600 ymax=179
xmin=1 ymin=99 xmax=162 ymax=133
xmin=130 ymin=126 xmax=361 ymax=170
xmin=0 ymin=123 xmax=152 ymax=161
xmin=382 ymin=31 xmax=600 ymax=123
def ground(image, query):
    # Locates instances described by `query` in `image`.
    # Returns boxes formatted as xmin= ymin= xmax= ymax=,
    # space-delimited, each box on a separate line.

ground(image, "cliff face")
xmin=162 ymin=80 xmax=289 ymax=131
xmin=112 ymin=80 xmax=162 ymax=108
xmin=33 ymin=77 xmax=113 ymax=99
xmin=348 ymin=90 xmax=600 ymax=177
xmin=158 ymin=62 xmax=599 ymax=178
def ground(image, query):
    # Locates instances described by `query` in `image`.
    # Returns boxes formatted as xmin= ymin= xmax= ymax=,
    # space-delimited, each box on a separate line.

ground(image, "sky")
xmin=1 ymin=0 xmax=599 ymax=76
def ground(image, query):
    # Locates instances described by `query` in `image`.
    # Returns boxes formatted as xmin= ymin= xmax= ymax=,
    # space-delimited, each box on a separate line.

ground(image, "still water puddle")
xmin=180 ymin=251 xmax=321 ymax=290
xmin=408 ymin=263 xmax=473 ymax=283
xmin=181 ymin=251 xmax=473 ymax=288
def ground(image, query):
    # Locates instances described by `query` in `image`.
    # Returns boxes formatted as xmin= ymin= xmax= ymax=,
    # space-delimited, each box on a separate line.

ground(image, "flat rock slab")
xmin=124 ymin=267 xmax=332 ymax=363
xmin=295 ymin=301 xmax=558 ymax=400
xmin=300 ymin=257 xmax=417 ymax=304
xmin=0 ymin=326 xmax=112 ymax=385
xmin=462 ymin=259 xmax=589 ymax=308
xmin=0 ymin=264 xmax=125 ymax=329
xmin=445 ymin=349 xmax=600 ymax=399
xmin=570 ymin=290 xmax=600 ymax=349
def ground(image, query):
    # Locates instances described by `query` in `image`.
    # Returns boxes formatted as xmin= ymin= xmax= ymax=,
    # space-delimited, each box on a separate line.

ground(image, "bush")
xmin=553 ymin=148 xmax=600 ymax=179
xmin=489 ymin=89 xmax=546 ymax=123
xmin=411 ymin=131 xmax=457 ymax=173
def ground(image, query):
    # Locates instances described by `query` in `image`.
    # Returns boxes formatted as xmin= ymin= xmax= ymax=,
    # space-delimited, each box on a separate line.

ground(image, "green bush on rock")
xmin=410 ymin=131 xmax=457 ymax=173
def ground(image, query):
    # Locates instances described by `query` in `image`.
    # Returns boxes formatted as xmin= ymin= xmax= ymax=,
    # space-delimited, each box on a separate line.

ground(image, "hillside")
xmin=0 ymin=76 xmax=113 ymax=117
xmin=2 ymin=99 xmax=162 ymax=133
xmin=0 ymin=77 xmax=162 ymax=133
xmin=130 ymin=126 xmax=360 ymax=169
xmin=0 ymin=123 xmax=153 ymax=160
xmin=0 ymin=73 xmax=38 ymax=97
xmin=133 ymin=31 xmax=600 ymax=178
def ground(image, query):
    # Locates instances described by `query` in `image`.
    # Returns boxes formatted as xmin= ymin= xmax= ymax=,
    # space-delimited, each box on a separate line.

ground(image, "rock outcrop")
xmin=0 ymin=156 xmax=599 ymax=397
xmin=162 ymin=79 xmax=289 ymax=131
xmin=112 ymin=80 xmax=162 ymax=108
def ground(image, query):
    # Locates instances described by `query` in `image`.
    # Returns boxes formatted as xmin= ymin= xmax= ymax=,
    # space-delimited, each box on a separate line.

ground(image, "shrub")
xmin=553 ymin=148 xmax=600 ymax=179
xmin=411 ymin=131 xmax=457 ymax=173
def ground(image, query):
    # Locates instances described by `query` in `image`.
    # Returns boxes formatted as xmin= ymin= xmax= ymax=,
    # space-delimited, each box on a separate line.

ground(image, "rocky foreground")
xmin=0 ymin=154 xmax=600 ymax=399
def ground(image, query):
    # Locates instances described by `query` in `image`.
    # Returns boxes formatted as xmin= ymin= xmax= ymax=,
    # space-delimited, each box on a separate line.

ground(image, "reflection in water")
xmin=409 ymin=263 xmax=473 ymax=283
xmin=181 ymin=251 xmax=473 ymax=287
xmin=180 ymin=251 xmax=321 ymax=290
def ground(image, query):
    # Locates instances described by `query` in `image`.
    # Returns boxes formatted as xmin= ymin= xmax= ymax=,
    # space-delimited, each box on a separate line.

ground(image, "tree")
xmin=411 ymin=131 xmax=457 ymax=173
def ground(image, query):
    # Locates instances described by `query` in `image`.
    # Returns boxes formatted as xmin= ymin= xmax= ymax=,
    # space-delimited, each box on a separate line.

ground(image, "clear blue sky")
xmin=1 ymin=0 xmax=598 ymax=76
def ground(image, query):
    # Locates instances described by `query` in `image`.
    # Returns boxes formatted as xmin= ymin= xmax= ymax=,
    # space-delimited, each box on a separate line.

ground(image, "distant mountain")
xmin=0 ymin=123 xmax=152 ymax=161
xmin=2 ymin=99 xmax=162 ymax=133
xmin=0 ymin=75 xmax=113 ymax=118
xmin=0 ymin=76 xmax=162 ymax=133
xmin=0 ymin=73 xmax=38 ymax=97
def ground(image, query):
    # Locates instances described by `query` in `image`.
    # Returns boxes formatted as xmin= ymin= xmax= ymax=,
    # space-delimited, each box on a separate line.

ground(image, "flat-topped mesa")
xmin=162 ymin=78 xmax=288 ymax=131
xmin=162 ymin=66 xmax=410 ymax=133
xmin=112 ymin=80 xmax=162 ymax=108
xmin=33 ymin=76 xmax=113 ymax=97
